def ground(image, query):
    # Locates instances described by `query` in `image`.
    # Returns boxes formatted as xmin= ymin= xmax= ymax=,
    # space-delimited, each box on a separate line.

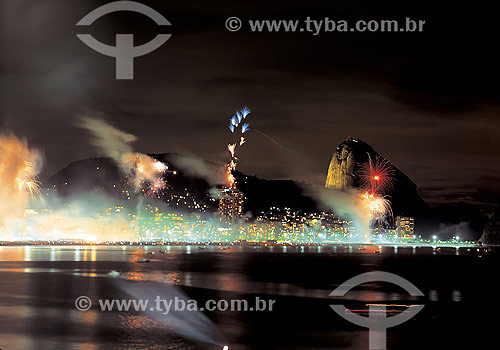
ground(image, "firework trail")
xmin=78 ymin=115 xmax=168 ymax=195
xmin=225 ymin=107 xmax=252 ymax=188
xmin=0 ymin=134 xmax=42 ymax=229
xmin=253 ymin=128 xmax=283 ymax=148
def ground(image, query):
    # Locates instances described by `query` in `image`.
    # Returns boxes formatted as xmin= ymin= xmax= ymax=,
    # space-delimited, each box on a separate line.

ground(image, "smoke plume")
xmin=169 ymin=153 xmax=224 ymax=185
xmin=77 ymin=115 xmax=167 ymax=191
xmin=305 ymin=186 xmax=371 ymax=242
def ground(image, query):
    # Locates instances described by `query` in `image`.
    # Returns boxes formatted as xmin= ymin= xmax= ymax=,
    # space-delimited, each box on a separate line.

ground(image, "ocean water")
xmin=0 ymin=245 xmax=497 ymax=350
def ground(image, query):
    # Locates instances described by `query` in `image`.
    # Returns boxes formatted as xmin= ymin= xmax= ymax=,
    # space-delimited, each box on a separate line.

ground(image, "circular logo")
xmin=225 ymin=17 xmax=242 ymax=32
xmin=75 ymin=296 xmax=92 ymax=311
xmin=329 ymin=271 xmax=424 ymax=350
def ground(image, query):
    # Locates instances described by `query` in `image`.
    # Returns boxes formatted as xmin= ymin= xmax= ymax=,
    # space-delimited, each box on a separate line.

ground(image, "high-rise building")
xmin=218 ymin=188 xmax=244 ymax=225
xmin=396 ymin=216 xmax=414 ymax=239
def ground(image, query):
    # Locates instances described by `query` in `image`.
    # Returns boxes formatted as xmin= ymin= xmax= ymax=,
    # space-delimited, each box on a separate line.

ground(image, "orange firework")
xmin=359 ymin=155 xmax=395 ymax=194
xmin=360 ymin=191 xmax=393 ymax=223
xmin=0 ymin=134 xmax=42 ymax=228
xmin=123 ymin=154 xmax=168 ymax=196
xmin=143 ymin=177 xmax=168 ymax=199
xmin=225 ymin=161 xmax=236 ymax=188
xmin=227 ymin=143 xmax=236 ymax=158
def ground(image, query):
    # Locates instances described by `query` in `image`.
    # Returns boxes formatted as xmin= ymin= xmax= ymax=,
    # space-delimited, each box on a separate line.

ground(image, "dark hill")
xmin=325 ymin=137 xmax=488 ymax=239
xmin=45 ymin=154 xmax=317 ymax=215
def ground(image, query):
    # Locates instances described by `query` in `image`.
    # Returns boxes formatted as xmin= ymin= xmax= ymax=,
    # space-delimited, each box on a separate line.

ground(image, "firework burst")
xmin=19 ymin=178 xmax=42 ymax=197
xmin=0 ymin=134 xmax=42 ymax=227
xmin=361 ymin=191 xmax=393 ymax=224
xmin=359 ymin=154 xmax=395 ymax=194
xmin=143 ymin=177 xmax=168 ymax=199
xmin=123 ymin=155 xmax=169 ymax=197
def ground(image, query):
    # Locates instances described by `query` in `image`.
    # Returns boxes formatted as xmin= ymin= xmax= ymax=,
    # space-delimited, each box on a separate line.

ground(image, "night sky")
xmin=1 ymin=0 xmax=500 ymax=212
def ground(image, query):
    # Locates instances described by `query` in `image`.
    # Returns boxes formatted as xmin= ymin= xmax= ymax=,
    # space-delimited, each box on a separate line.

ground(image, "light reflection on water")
xmin=0 ymin=245 xmax=129 ymax=262
xmin=0 ymin=246 xmax=470 ymax=301
xmin=0 ymin=244 xmax=480 ymax=262
xmin=0 ymin=245 xmax=490 ymax=350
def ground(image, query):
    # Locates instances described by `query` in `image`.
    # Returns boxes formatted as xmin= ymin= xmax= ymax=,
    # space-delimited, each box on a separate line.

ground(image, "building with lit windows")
xmin=396 ymin=216 xmax=414 ymax=239
xmin=218 ymin=188 xmax=244 ymax=225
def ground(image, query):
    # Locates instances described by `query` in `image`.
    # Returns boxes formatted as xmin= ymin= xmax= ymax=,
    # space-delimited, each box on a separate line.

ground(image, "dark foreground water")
xmin=0 ymin=245 xmax=497 ymax=350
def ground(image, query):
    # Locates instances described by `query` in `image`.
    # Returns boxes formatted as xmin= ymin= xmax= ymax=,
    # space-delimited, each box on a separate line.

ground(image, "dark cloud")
xmin=1 ymin=0 xmax=499 ymax=212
